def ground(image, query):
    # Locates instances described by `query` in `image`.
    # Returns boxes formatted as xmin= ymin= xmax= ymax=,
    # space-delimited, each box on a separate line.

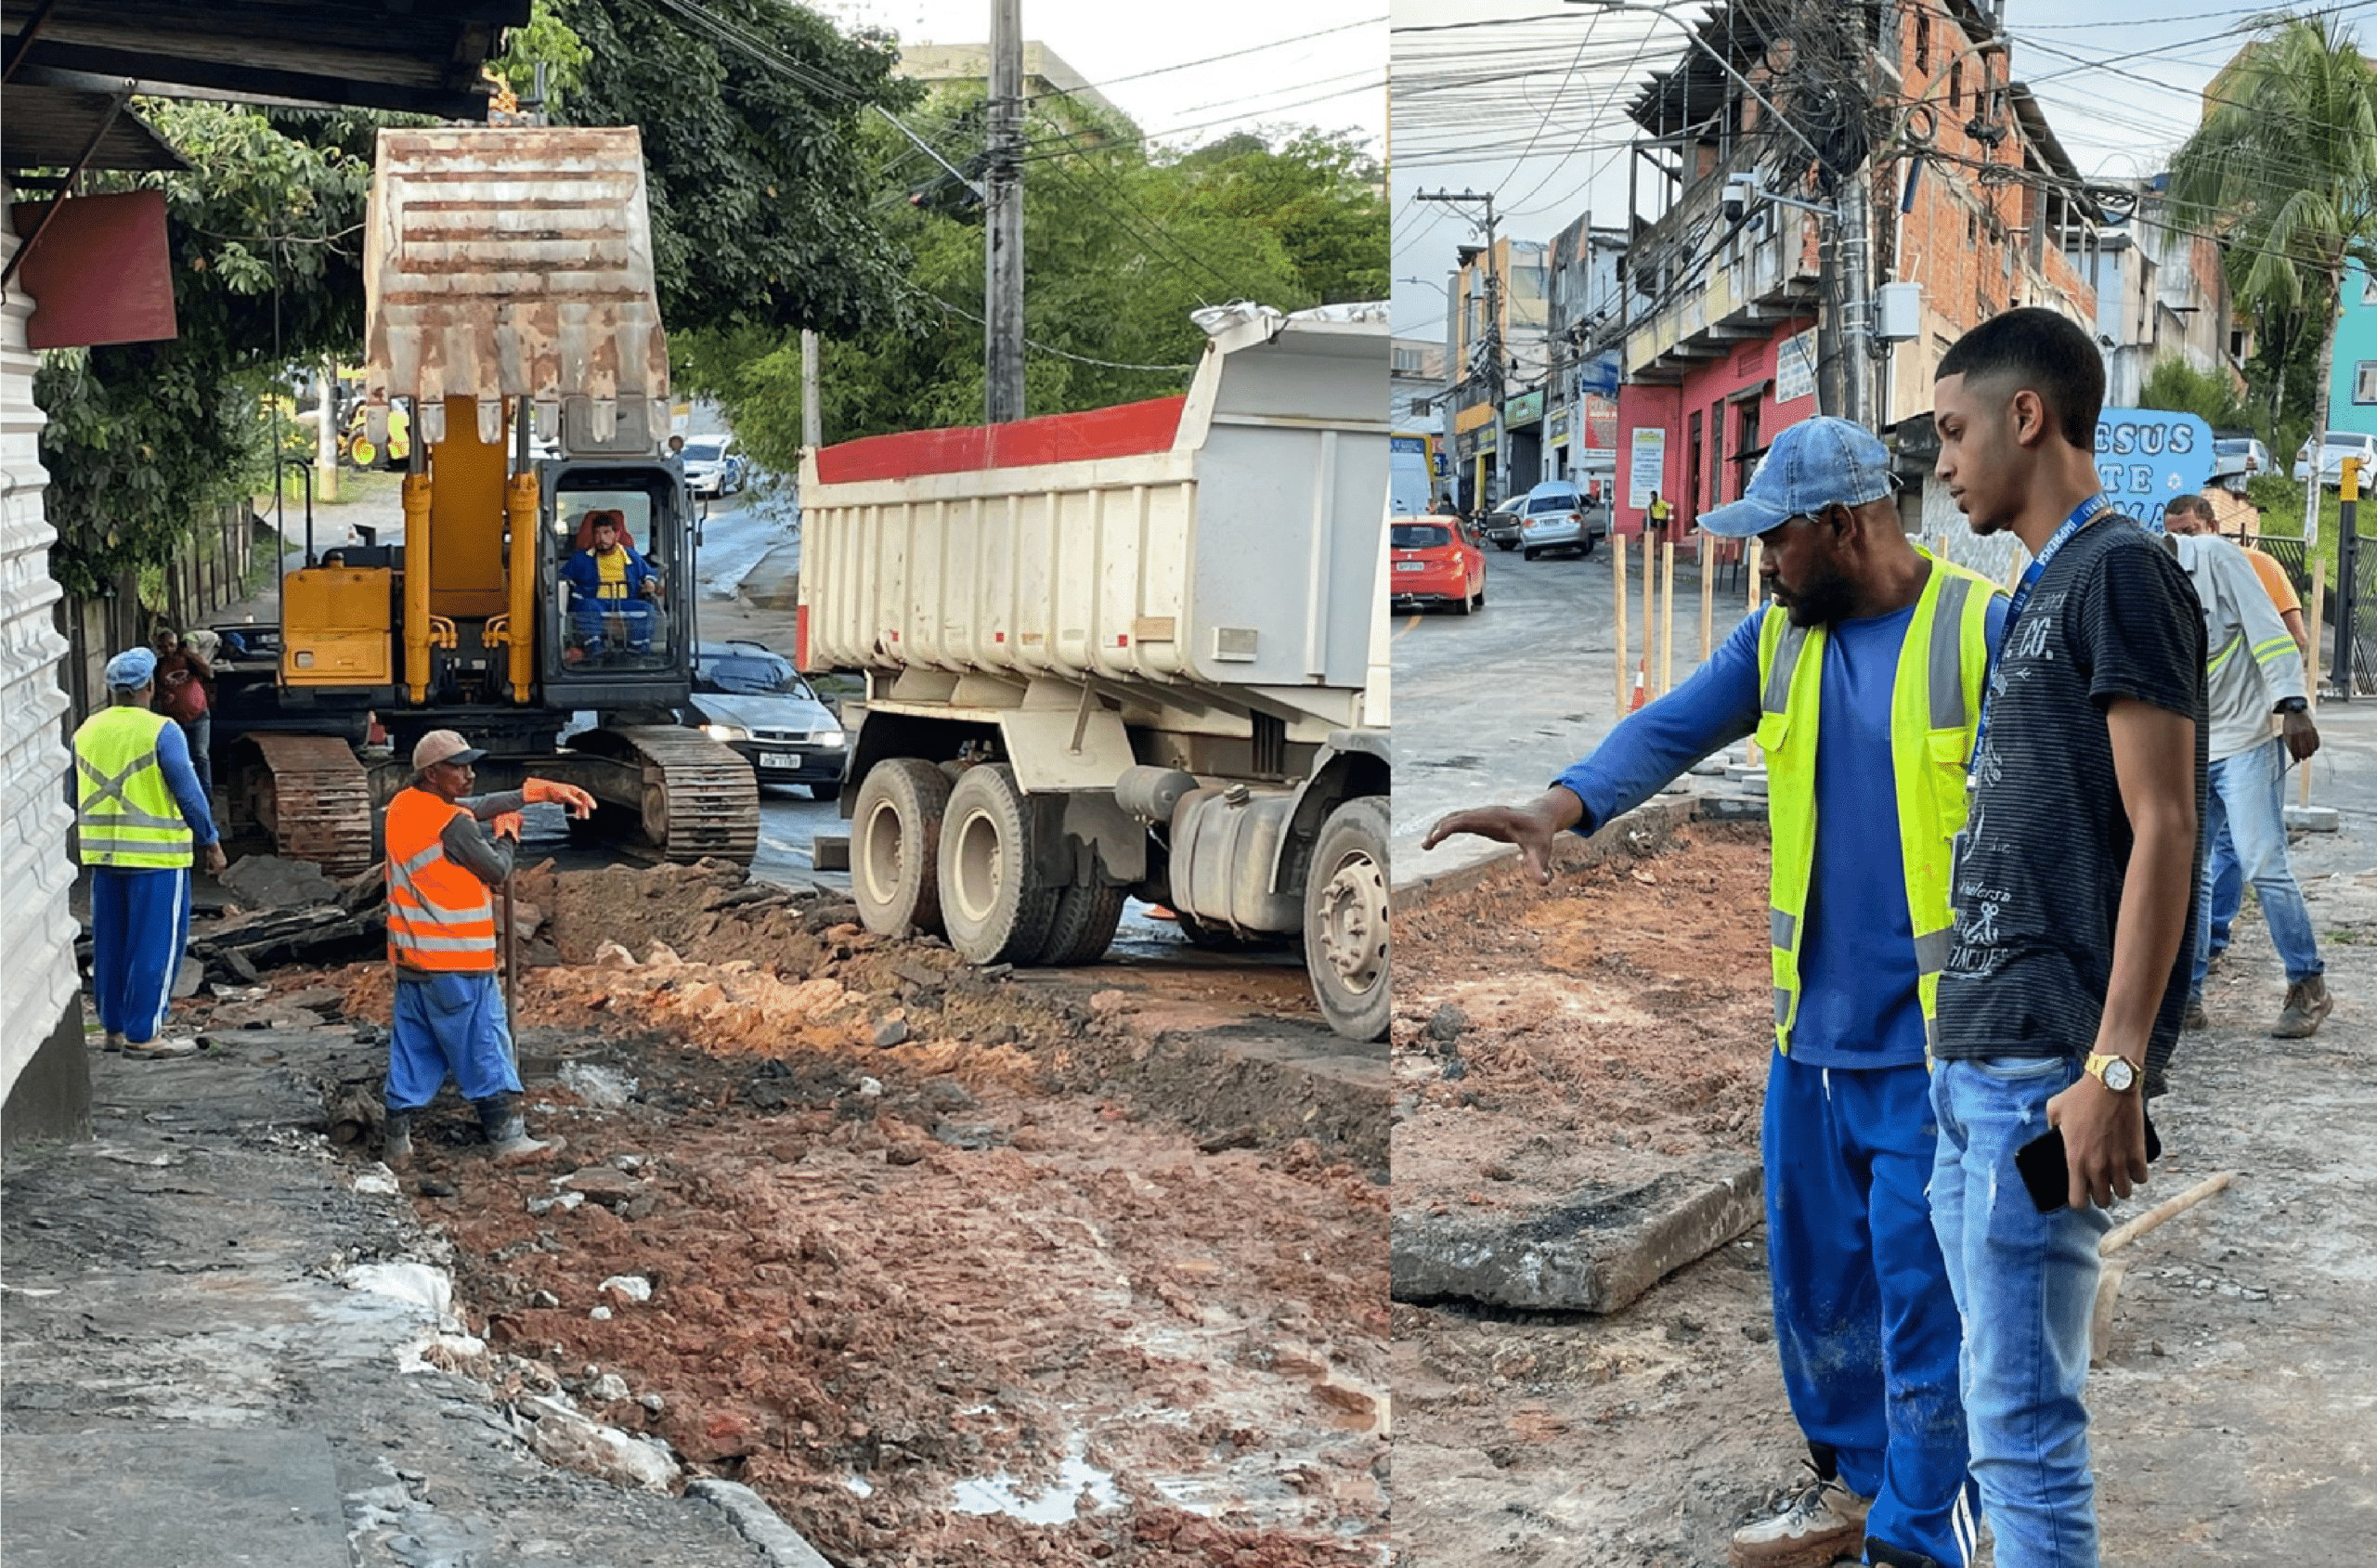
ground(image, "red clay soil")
xmin=313 ymin=874 xmax=1388 ymax=1567
xmin=1391 ymin=823 xmax=1773 ymax=1216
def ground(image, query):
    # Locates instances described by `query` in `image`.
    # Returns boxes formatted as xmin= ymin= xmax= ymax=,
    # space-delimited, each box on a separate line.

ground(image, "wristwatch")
xmin=2085 ymin=1051 xmax=2139 ymax=1094
xmin=2276 ymin=696 xmax=2308 ymax=715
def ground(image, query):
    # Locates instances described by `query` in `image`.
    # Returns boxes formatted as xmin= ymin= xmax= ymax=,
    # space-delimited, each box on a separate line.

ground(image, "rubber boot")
xmin=383 ymin=1111 xmax=414 ymax=1172
xmin=475 ymin=1095 xmax=565 ymax=1166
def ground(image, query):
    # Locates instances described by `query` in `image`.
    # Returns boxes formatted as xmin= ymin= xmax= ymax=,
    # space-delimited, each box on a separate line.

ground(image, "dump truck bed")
xmin=796 ymin=307 xmax=1388 ymax=728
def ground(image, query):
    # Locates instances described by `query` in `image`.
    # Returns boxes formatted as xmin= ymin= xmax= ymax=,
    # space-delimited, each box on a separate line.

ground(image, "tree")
xmin=36 ymin=102 xmax=378 ymax=596
xmin=680 ymin=93 xmax=1390 ymax=469
xmin=550 ymin=0 xmax=920 ymax=341
xmin=2169 ymin=15 xmax=2377 ymax=501
xmin=2139 ymin=356 xmax=2253 ymax=433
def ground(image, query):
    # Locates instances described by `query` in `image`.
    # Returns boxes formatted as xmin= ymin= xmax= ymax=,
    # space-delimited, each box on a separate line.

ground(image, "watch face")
xmin=2101 ymin=1056 xmax=2137 ymax=1092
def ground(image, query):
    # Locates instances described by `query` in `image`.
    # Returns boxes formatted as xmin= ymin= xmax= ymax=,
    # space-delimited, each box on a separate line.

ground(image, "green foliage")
xmin=491 ymin=0 xmax=592 ymax=114
xmin=2139 ymin=356 xmax=2253 ymax=432
xmin=2168 ymin=16 xmax=2377 ymax=438
xmin=35 ymin=101 xmax=376 ymax=597
xmin=551 ymin=0 xmax=921 ymax=340
xmin=679 ymin=90 xmax=1390 ymax=464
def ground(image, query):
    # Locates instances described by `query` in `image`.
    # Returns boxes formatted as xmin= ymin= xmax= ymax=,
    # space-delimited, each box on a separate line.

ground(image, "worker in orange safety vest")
xmin=382 ymin=729 xmax=595 ymax=1170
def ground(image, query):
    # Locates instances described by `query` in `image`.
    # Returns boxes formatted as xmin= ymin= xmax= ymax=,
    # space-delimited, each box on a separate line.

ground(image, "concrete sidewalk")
xmin=0 ymin=1041 xmax=819 ymax=1567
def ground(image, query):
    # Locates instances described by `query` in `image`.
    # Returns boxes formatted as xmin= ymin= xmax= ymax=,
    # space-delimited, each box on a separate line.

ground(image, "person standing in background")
xmin=150 ymin=628 xmax=216 ymax=801
xmin=75 ymin=647 xmax=227 ymax=1056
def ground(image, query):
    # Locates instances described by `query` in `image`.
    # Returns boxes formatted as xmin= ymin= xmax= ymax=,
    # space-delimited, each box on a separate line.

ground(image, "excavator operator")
xmin=561 ymin=509 xmax=661 ymax=660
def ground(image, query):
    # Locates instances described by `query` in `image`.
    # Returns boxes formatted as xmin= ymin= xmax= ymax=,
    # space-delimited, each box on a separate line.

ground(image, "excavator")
xmin=210 ymin=126 xmax=758 ymax=875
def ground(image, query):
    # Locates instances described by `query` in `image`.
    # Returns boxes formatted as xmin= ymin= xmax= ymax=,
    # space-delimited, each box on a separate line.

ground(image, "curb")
xmin=1391 ymin=1158 xmax=1765 ymax=1314
xmin=687 ymin=1479 xmax=837 ymax=1568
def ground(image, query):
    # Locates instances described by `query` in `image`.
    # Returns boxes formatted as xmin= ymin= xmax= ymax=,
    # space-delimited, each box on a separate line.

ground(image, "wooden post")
xmin=1744 ymin=539 xmax=1764 ymax=764
xmin=2303 ymin=558 xmax=2327 ymax=808
xmin=1659 ymin=539 xmax=1676 ymax=693
xmin=1699 ymin=533 xmax=1714 ymax=674
xmin=1613 ymin=532 xmax=1630 ymax=717
xmin=1641 ymin=526 xmax=1656 ymax=697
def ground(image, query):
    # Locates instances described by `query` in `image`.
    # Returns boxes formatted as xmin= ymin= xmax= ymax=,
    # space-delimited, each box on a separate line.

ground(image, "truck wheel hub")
xmin=1315 ymin=852 xmax=1385 ymax=990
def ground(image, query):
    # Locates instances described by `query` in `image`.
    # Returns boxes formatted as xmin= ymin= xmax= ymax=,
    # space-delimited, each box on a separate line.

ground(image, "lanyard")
xmin=1968 ymin=493 xmax=2110 ymax=779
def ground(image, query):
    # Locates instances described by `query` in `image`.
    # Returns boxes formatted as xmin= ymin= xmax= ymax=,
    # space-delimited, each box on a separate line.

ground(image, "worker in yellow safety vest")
xmin=1423 ymin=417 xmax=2007 ymax=1568
xmin=73 ymin=646 xmax=228 ymax=1056
xmin=382 ymin=729 xmax=594 ymax=1170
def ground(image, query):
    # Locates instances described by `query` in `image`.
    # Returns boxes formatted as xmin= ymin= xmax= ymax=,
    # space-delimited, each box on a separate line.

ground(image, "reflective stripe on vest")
xmin=73 ymin=706 xmax=193 ymax=869
xmin=1756 ymin=553 xmax=1998 ymax=1059
xmin=383 ymin=787 xmax=499 ymax=971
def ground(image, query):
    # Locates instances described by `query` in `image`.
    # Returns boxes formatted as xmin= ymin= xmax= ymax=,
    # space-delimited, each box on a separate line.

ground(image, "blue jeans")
xmin=2205 ymin=819 xmax=2239 ymax=953
xmin=2191 ymin=737 xmax=2322 ymax=997
xmin=1765 ymin=1054 xmax=1975 ymax=1566
xmin=1929 ymin=1056 xmax=2111 ymax=1568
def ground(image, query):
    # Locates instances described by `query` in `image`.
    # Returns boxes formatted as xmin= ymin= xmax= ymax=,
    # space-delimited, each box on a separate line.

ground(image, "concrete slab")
xmin=1391 ymin=1159 xmax=1763 ymax=1314
xmin=2 ymin=1429 xmax=347 ymax=1568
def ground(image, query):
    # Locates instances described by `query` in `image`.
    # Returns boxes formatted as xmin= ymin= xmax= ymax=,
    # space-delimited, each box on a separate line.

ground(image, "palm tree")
xmin=2168 ymin=13 xmax=2377 ymax=529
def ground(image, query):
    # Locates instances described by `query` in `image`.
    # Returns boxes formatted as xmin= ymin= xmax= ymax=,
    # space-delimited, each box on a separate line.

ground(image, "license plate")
xmin=1394 ymin=561 xmax=1427 ymax=573
xmin=760 ymin=752 xmax=797 ymax=770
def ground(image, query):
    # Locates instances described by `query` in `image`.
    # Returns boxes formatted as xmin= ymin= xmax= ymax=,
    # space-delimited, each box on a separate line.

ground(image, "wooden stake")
xmin=2088 ymin=1170 xmax=2235 ymax=1367
xmin=1613 ymin=532 xmax=1630 ymax=717
xmin=2302 ymin=558 xmax=2327 ymax=807
xmin=1743 ymin=539 xmax=1764 ymax=764
xmin=1642 ymin=526 xmax=1656 ymax=697
xmin=1659 ymin=539 xmax=1676 ymax=693
xmin=1699 ymin=533 xmax=1714 ymax=671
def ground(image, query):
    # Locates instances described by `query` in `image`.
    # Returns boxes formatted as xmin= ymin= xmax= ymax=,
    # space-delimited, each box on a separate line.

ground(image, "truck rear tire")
xmin=1304 ymin=795 xmax=1390 ymax=1042
xmin=1041 ymin=881 xmax=1126 ymax=965
xmin=852 ymin=758 xmax=952 ymax=940
xmin=938 ymin=763 xmax=1059 ymax=965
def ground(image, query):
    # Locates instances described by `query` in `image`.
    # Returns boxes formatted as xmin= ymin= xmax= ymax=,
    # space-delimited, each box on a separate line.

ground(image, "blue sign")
xmin=1391 ymin=434 xmax=1426 ymax=454
xmin=2095 ymin=409 xmax=2214 ymax=533
xmin=1578 ymin=351 xmax=1622 ymax=398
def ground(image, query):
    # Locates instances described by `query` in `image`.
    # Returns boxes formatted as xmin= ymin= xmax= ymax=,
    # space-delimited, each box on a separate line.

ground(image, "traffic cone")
xmin=1629 ymin=661 xmax=1648 ymax=712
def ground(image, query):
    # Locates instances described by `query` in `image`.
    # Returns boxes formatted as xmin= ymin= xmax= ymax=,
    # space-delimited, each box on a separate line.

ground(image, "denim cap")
xmin=1698 ymin=416 xmax=1894 ymax=538
xmin=105 ymin=647 xmax=158 ymax=689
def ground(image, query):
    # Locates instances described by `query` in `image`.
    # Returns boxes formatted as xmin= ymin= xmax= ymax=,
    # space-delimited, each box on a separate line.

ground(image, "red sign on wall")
xmin=8 ymin=189 xmax=178 ymax=350
xmin=1583 ymin=394 xmax=1618 ymax=454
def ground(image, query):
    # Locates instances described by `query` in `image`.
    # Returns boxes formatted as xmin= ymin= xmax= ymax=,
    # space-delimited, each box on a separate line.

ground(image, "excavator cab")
xmin=541 ymin=462 xmax=693 ymax=707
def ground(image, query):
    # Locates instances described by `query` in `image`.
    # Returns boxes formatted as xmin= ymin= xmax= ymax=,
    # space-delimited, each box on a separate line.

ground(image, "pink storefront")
xmin=1612 ymin=317 xmax=1816 ymax=550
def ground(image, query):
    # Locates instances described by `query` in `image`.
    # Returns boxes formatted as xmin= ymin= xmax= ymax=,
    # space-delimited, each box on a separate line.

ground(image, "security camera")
xmin=1722 ymin=175 xmax=1757 ymax=224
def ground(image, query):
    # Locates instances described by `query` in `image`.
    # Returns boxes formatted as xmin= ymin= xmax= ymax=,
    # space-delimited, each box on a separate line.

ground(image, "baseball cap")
xmin=411 ymin=729 xmax=487 ymax=771
xmin=104 ymin=647 xmax=158 ymax=689
xmin=1698 ymin=417 xmax=1895 ymax=538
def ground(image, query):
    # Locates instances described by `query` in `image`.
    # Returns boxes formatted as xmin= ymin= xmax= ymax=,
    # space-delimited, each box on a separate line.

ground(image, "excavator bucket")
xmin=361 ymin=125 xmax=669 ymax=449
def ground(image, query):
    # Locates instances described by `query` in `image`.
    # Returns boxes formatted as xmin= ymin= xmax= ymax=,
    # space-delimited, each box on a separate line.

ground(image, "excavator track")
xmin=606 ymin=725 xmax=760 ymax=865
xmin=249 ymin=733 xmax=377 ymax=875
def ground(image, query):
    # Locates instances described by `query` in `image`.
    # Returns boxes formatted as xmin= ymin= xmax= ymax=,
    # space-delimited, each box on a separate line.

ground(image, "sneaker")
xmin=124 ymin=1035 xmax=197 ymax=1057
xmin=101 ymin=1031 xmax=125 ymax=1053
xmin=1728 ymin=1473 xmax=1871 ymax=1568
xmin=2272 ymin=976 xmax=2333 ymax=1039
xmin=2183 ymin=997 xmax=2209 ymax=1031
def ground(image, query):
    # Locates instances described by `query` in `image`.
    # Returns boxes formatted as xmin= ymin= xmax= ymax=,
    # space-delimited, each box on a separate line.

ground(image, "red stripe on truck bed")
xmin=814 ymin=395 xmax=1188 ymax=483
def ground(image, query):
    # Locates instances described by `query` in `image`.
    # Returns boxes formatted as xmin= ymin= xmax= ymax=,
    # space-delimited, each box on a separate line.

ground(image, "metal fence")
xmin=2257 ymin=519 xmax=2377 ymax=696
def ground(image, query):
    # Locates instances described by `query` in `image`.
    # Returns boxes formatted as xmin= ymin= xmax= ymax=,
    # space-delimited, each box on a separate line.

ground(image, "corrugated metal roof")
xmin=361 ymin=126 xmax=669 ymax=444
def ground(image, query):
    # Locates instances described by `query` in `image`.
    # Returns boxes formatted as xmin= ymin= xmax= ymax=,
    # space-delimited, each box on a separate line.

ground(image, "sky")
xmin=1387 ymin=0 xmax=2377 ymax=343
xmin=817 ymin=0 xmax=1388 ymax=152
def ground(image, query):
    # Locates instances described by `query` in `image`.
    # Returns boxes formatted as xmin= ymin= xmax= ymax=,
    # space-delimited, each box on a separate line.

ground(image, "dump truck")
xmin=210 ymin=126 xmax=757 ymax=873
xmin=797 ymin=304 xmax=1392 ymax=1040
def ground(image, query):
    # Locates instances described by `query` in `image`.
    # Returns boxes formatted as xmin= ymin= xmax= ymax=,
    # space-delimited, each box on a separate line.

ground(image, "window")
xmin=1915 ymin=13 xmax=1930 ymax=70
xmin=2355 ymin=361 xmax=2377 ymax=405
xmin=1968 ymin=210 xmax=1978 ymax=244
xmin=1950 ymin=62 xmax=1962 ymax=110
xmin=1393 ymin=346 xmax=1424 ymax=374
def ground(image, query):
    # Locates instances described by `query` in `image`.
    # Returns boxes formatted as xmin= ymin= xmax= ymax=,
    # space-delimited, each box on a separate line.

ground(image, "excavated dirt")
xmin=1389 ymin=823 xmax=1796 ymax=1565
xmin=288 ymin=865 xmax=1389 ymax=1566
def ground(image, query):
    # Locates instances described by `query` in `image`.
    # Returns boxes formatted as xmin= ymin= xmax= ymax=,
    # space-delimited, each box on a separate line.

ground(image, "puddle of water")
xmin=948 ymin=1442 xmax=1120 ymax=1525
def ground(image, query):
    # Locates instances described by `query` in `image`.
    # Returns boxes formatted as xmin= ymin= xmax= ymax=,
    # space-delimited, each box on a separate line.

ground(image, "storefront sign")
xmin=1547 ymin=407 xmax=1570 ymax=446
xmin=1775 ymin=328 xmax=1818 ymax=406
xmin=1629 ymin=426 xmax=1667 ymax=510
xmin=2094 ymin=409 xmax=2213 ymax=532
xmin=1503 ymin=389 xmax=1544 ymax=427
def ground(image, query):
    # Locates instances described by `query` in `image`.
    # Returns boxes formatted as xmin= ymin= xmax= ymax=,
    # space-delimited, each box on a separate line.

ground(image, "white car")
xmin=2292 ymin=430 xmax=2377 ymax=487
xmin=2211 ymin=435 xmax=2271 ymax=483
xmin=680 ymin=434 xmax=748 ymax=499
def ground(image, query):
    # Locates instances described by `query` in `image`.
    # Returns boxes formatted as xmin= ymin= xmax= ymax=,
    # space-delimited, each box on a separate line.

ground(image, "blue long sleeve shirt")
xmin=1554 ymin=593 xmax=2007 ymax=1068
xmin=154 ymin=719 xmax=220 ymax=848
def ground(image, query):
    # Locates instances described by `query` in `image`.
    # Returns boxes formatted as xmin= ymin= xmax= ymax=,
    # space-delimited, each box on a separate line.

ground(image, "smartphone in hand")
xmin=2015 ymin=1114 xmax=2163 ymax=1213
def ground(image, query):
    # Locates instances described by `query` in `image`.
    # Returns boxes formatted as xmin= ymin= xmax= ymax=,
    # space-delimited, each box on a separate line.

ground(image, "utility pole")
xmin=984 ymin=0 xmax=1026 ymax=424
xmin=1419 ymin=188 xmax=1500 ymax=500
xmin=801 ymin=329 xmax=823 ymax=450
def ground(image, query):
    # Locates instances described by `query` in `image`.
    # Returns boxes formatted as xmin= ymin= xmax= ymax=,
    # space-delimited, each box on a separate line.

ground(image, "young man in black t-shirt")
xmin=1929 ymin=308 xmax=2206 ymax=1568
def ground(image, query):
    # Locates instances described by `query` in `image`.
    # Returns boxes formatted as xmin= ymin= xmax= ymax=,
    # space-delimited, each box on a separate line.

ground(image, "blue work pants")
xmin=89 ymin=865 xmax=191 ymax=1044
xmin=387 ymin=969 xmax=520 ymax=1112
xmin=1764 ymin=1052 xmax=1976 ymax=1566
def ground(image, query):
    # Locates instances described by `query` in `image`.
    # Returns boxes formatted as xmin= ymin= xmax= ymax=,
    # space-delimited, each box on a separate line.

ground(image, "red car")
xmin=1388 ymin=515 xmax=1486 ymax=615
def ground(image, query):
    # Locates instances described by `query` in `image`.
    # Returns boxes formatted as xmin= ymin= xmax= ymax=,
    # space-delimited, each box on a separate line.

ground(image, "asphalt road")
xmin=1393 ymin=534 xmax=1743 ymax=888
